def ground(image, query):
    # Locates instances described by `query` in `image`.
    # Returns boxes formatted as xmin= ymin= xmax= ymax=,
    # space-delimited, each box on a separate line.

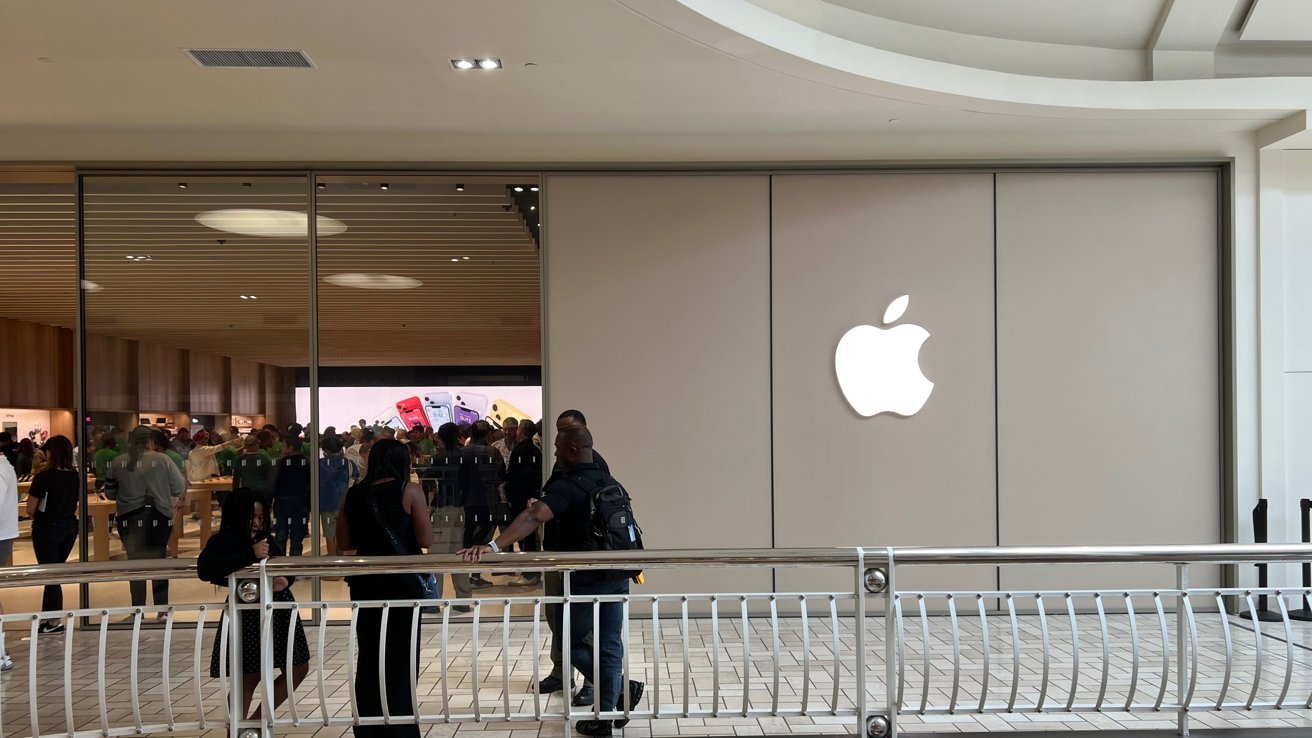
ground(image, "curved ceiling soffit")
xmin=615 ymin=0 xmax=1312 ymax=120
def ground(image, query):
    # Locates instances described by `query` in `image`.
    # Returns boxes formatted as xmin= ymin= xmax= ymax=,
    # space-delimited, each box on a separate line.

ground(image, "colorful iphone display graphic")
xmin=395 ymin=396 xmax=431 ymax=429
xmin=422 ymin=392 xmax=454 ymax=425
xmin=488 ymin=399 xmax=532 ymax=427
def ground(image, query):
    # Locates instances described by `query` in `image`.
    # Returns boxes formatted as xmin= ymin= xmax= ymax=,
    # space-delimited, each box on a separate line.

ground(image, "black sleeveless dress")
xmin=342 ymin=479 xmax=423 ymax=738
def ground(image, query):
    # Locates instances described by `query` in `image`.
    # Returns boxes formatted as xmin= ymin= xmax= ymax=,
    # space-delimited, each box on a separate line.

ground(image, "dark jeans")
xmin=32 ymin=516 xmax=77 ymax=612
xmin=120 ymin=524 xmax=168 ymax=607
xmin=569 ymin=577 xmax=629 ymax=711
xmin=272 ymin=497 xmax=308 ymax=557
xmin=351 ymin=584 xmax=421 ymax=738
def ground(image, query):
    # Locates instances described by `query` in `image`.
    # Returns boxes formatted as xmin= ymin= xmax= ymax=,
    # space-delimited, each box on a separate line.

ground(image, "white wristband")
xmin=487 ymin=540 xmax=500 ymax=554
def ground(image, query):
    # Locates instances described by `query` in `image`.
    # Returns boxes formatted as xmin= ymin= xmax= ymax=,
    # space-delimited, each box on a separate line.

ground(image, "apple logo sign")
xmin=835 ymin=294 xmax=934 ymax=417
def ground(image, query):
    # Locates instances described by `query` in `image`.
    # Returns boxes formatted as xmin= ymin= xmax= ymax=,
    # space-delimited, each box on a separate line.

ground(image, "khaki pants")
xmin=431 ymin=506 xmax=471 ymax=600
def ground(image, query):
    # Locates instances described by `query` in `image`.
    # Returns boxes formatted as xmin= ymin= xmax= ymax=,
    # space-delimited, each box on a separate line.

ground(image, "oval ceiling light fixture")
xmin=195 ymin=209 xmax=347 ymax=238
xmin=324 ymin=273 xmax=423 ymax=290
xmin=80 ymin=279 xmax=103 ymax=292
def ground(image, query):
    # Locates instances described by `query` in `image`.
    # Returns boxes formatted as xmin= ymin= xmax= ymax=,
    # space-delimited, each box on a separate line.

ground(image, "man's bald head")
xmin=554 ymin=424 xmax=595 ymax=468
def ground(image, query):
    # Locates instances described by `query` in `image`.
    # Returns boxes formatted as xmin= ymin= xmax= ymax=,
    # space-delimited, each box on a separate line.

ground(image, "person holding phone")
xmin=198 ymin=488 xmax=309 ymax=720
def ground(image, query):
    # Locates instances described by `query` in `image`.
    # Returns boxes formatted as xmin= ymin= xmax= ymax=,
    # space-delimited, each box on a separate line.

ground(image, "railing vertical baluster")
xmin=129 ymin=608 xmax=144 ymax=731
xmin=830 ymin=595 xmax=842 ymax=715
xmin=1175 ymin=565 xmax=1189 ymax=734
xmin=1152 ymin=592 xmax=1170 ymax=712
xmin=800 ymin=595 xmax=811 ymax=716
xmin=28 ymin=615 xmax=41 ymax=738
xmin=317 ymin=603 xmax=329 ymax=725
xmin=1244 ymin=593 xmax=1264 ymax=711
xmin=472 ymin=601 xmax=483 ymax=722
xmin=885 ymin=547 xmax=898 ymax=738
xmin=769 ymin=595 xmax=780 ymax=716
xmin=652 ymin=597 xmax=662 ymax=718
xmin=976 ymin=595 xmax=990 ymax=715
xmin=1035 ymin=595 xmax=1051 ymax=713
xmin=502 ymin=601 xmax=513 ymax=720
xmin=1276 ymin=592 xmax=1294 ymax=708
xmin=854 ymin=548 xmax=868 ymax=736
xmin=1006 ymin=594 xmax=1021 ymax=713
xmin=440 ymin=603 xmax=452 ymax=723
xmin=593 ymin=598 xmax=602 ymax=721
xmin=533 ymin=598 xmax=543 ymax=720
xmin=711 ymin=596 xmax=721 ymax=718
xmin=894 ymin=594 xmax=905 ymax=713
xmin=347 ymin=604 xmax=360 ymax=726
xmin=194 ymin=606 xmax=210 ymax=728
xmin=1065 ymin=594 xmax=1079 ymax=713
xmin=260 ymin=562 xmax=275 ymax=731
xmin=288 ymin=602 xmax=303 ymax=726
xmin=562 ymin=573 xmax=572 ymax=729
xmin=1094 ymin=594 xmax=1110 ymax=712
xmin=410 ymin=602 xmax=422 ymax=725
xmin=917 ymin=595 xmax=930 ymax=714
xmin=1125 ymin=594 xmax=1141 ymax=711
xmin=1182 ymin=592 xmax=1199 ymax=711
xmin=1215 ymin=594 xmax=1233 ymax=711
xmin=741 ymin=596 xmax=751 ymax=716
xmin=621 ymin=596 xmax=632 ymax=721
xmin=63 ymin=611 xmax=75 ymax=736
xmin=684 ymin=596 xmax=694 ymax=718
xmin=97 ymin=610 xmax=111 ymax=736
xmin=161 ymin=607 xmax=176 ymax=730
xmin=947 ymin=595 xmax=961 ymax=714
xmin=380 ymin=604 xmax=393 ymax=724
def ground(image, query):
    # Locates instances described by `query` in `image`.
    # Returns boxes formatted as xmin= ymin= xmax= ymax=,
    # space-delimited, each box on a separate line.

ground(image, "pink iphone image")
xmin=396 ymin=396 xmax=431 ymax=429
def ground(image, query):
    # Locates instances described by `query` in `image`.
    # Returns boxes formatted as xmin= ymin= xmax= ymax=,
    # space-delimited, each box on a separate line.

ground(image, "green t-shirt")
xmin=260 ymin=446 xmax=280 ymax=461
xmin=93 ymin=447 xmax=121 ymax=479
xmin=164 ymin=449 xmax=185 ymax=474
xmin=215 ymin=447 xmax=239 ymax=476
xmin=418 ymin=438 xmax=437 ymax=457
xmin=233 ymin=452 xmax=274 ymax=493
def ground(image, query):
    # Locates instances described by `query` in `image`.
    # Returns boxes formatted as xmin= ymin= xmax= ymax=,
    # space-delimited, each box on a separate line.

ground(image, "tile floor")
xmin=5 ymin=593 xmax=1312 ymax=737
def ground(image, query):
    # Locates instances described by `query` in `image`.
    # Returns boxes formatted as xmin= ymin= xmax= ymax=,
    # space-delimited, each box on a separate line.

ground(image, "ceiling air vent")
xmin=185 ymin=48 xmax=314 ymax=69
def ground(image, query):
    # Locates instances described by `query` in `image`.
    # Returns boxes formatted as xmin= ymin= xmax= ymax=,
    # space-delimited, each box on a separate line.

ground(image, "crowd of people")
xmin=0 ymin=409 xmax=644 ymax=737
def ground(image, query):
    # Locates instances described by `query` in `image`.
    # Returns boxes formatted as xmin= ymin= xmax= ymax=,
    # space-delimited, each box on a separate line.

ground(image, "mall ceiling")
xmin=0 ymin=174 xmax=541 ymax=367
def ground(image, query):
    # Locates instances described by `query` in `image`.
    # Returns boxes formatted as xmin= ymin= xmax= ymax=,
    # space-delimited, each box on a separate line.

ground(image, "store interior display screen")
xmin=296 ymin=386 xmax=543 ymax=431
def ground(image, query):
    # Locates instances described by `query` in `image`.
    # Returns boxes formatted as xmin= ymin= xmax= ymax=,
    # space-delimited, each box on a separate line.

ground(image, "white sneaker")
xmin=1 ymin=654 xmax=14 ymax=671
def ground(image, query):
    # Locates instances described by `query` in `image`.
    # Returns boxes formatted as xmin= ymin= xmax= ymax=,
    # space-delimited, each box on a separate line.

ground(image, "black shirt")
xmin=341 ymin=478 xmax=422 ymax=597
xmin=504 ymin=438 xmax=543 ymax=502
xmin=539 ymin=461 xmax=607 ymax=552
xmin=458 ymin=443 xmax=503 ymax=510
xmin=28 ymin=468 xmax=80 ymax=519
xmin=269 ymin=453 xmax=310 ymax=500
xmin=547 ymin=448 xmax=608 ymax=488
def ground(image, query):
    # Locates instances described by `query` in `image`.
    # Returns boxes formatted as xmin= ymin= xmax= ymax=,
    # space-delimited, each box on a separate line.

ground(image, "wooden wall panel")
xmin=0 ymin=318 xmax=74 ymax=409
xmin=230 ymin=359 xmax=262 ymax=416
xmin=137 ymin=343 xmax=187 ymax=412
xmin=189 ymin=351 xmax=229 ymax=414
xmin=86 ymin=333 xmax=137 ymax=411
xmin=262 ymin=364 xmax=295 ymax=429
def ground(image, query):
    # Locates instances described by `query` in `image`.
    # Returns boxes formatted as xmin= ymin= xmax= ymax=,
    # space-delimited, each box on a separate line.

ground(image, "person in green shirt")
xmin=151 ymin=430 xmax=185 ymax=474
xmin=233 ymin=436 xmax=274 ymax=495
xmin=93 ymin=436 xmax=121 ymax=481
xmin=257 ymin=430 xmax=280 ymax=461
xmin=214 ymin=439 xmax=239 ymax=477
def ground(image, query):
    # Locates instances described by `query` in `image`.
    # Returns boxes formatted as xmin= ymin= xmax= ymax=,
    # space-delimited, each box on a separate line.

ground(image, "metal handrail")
xmin=2 ymin=542 xmax=1310 ymax=587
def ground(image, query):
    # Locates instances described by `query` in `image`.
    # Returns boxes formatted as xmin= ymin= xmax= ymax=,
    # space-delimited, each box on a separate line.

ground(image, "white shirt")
xmin=0 ymin=456 xmax=18 ymax=541
xmin=185 ymin=443 xmax=229 ymax=483
xmin=344 ymin=445 xmax=366 ymax=477
xmin=491 ymin=439 xmax=513 ymax=469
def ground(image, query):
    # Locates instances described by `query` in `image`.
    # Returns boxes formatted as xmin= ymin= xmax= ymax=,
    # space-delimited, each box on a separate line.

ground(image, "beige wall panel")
xmin=996 ymin=171 xmax=1221 ymax=594
xmin=771 ymin=174 xmax=997 ymax=595
xmin=544 ymin=175 xmax=772 ymax=596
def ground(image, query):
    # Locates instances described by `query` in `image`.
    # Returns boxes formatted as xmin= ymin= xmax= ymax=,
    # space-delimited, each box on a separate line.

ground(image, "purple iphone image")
xmin=454 ymin=406 xmax=480 ymax=425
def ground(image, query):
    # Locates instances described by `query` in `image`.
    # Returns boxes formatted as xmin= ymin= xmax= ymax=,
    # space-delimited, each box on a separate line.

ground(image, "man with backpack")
xmin=459 ymin=425 xmax=643 ymax=737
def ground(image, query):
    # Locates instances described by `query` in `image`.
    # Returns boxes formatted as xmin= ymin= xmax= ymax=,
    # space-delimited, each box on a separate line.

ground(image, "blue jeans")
xmin=569 ymin=577 xmax=629 ymax=713
xmin=272 ymin=496 xmax=308 ymax=557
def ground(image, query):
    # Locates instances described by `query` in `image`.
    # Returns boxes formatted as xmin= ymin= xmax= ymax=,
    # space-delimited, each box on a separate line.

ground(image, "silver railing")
xmin=1 ymin=544 xmax=1312 ymax=738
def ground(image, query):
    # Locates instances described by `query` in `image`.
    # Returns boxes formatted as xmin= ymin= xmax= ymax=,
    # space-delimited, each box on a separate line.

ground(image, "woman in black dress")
xmin=26 ymin=435 xmax=80 ymax=633
xmin=337 ymin=439 xmax=434 ymax=738
xmin=198 ymin=487 xmax=310 ymax=720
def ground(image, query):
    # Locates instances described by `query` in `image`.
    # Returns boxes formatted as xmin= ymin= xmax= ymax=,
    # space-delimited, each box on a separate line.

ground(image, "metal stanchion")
xmin=1289 ymin=499 xmax=1312 ymax=621
xmin=1239 ymin=499 xmax=1283 ymax=622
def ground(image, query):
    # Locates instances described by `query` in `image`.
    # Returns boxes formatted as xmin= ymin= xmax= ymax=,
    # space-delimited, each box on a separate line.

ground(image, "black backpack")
xmin=566 ymin=473 xmax=644 ymax=580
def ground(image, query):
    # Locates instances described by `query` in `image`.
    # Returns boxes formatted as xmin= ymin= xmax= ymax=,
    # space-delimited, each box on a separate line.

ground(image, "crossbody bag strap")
xmin=365 ymin=492 xmax=412 ymax=557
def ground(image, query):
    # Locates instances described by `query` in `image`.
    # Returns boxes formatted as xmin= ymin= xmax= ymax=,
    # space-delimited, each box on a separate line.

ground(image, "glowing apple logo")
xmin=835 ymin=295 xmax=934 ymax=417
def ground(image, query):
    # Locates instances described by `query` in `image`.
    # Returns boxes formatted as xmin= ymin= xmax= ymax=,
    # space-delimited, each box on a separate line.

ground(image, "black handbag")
xmin=365 ymin=494 xmax=438 ymax=599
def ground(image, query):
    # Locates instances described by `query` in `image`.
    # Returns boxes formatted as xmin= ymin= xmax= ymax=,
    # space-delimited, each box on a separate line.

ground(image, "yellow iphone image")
xmin=488 ymin=398 xmax=532 ymax=427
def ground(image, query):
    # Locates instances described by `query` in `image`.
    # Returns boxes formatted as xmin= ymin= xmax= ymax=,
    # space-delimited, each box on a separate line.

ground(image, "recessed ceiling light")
xmin=317 ymin=182 xmax=327 ymax=189
xmin=178 ymin=182 xmax=188 ymax=189
xmin=239 ymin=294 xmax=258 ymax=300
xmin=242 ymin=182 xmax=252 ymax=188
xmin=513 ymin=186 xmax=524 ymax=192
xmin=80 ymin=279 xmax=103 ymax=292
xmin=324 ymin=273 xmax=423 ymax=290
xmin=456 ymin=183 xmax=465 ymax=192
xmin=125 ymin=254 xmax=152 ymax=261
xmin=380 ymin=183 xmax=389 ymax=190
xmin=196 ymin=209 xmax=347 ymax=238
xmin=462 ymin=256 xmax=470 ymax=260
xmin=451 ymin=258 xmax=459 ymax=262
xmin=530 ymin=205 xmax=536 ymax=211
xmin=478 ymin=58 xmax=501 ymax=70
xmin=452 ymin=59 xmax=476 ymax=70
xmin=530 ymin=186 xmax=539 ymax=192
